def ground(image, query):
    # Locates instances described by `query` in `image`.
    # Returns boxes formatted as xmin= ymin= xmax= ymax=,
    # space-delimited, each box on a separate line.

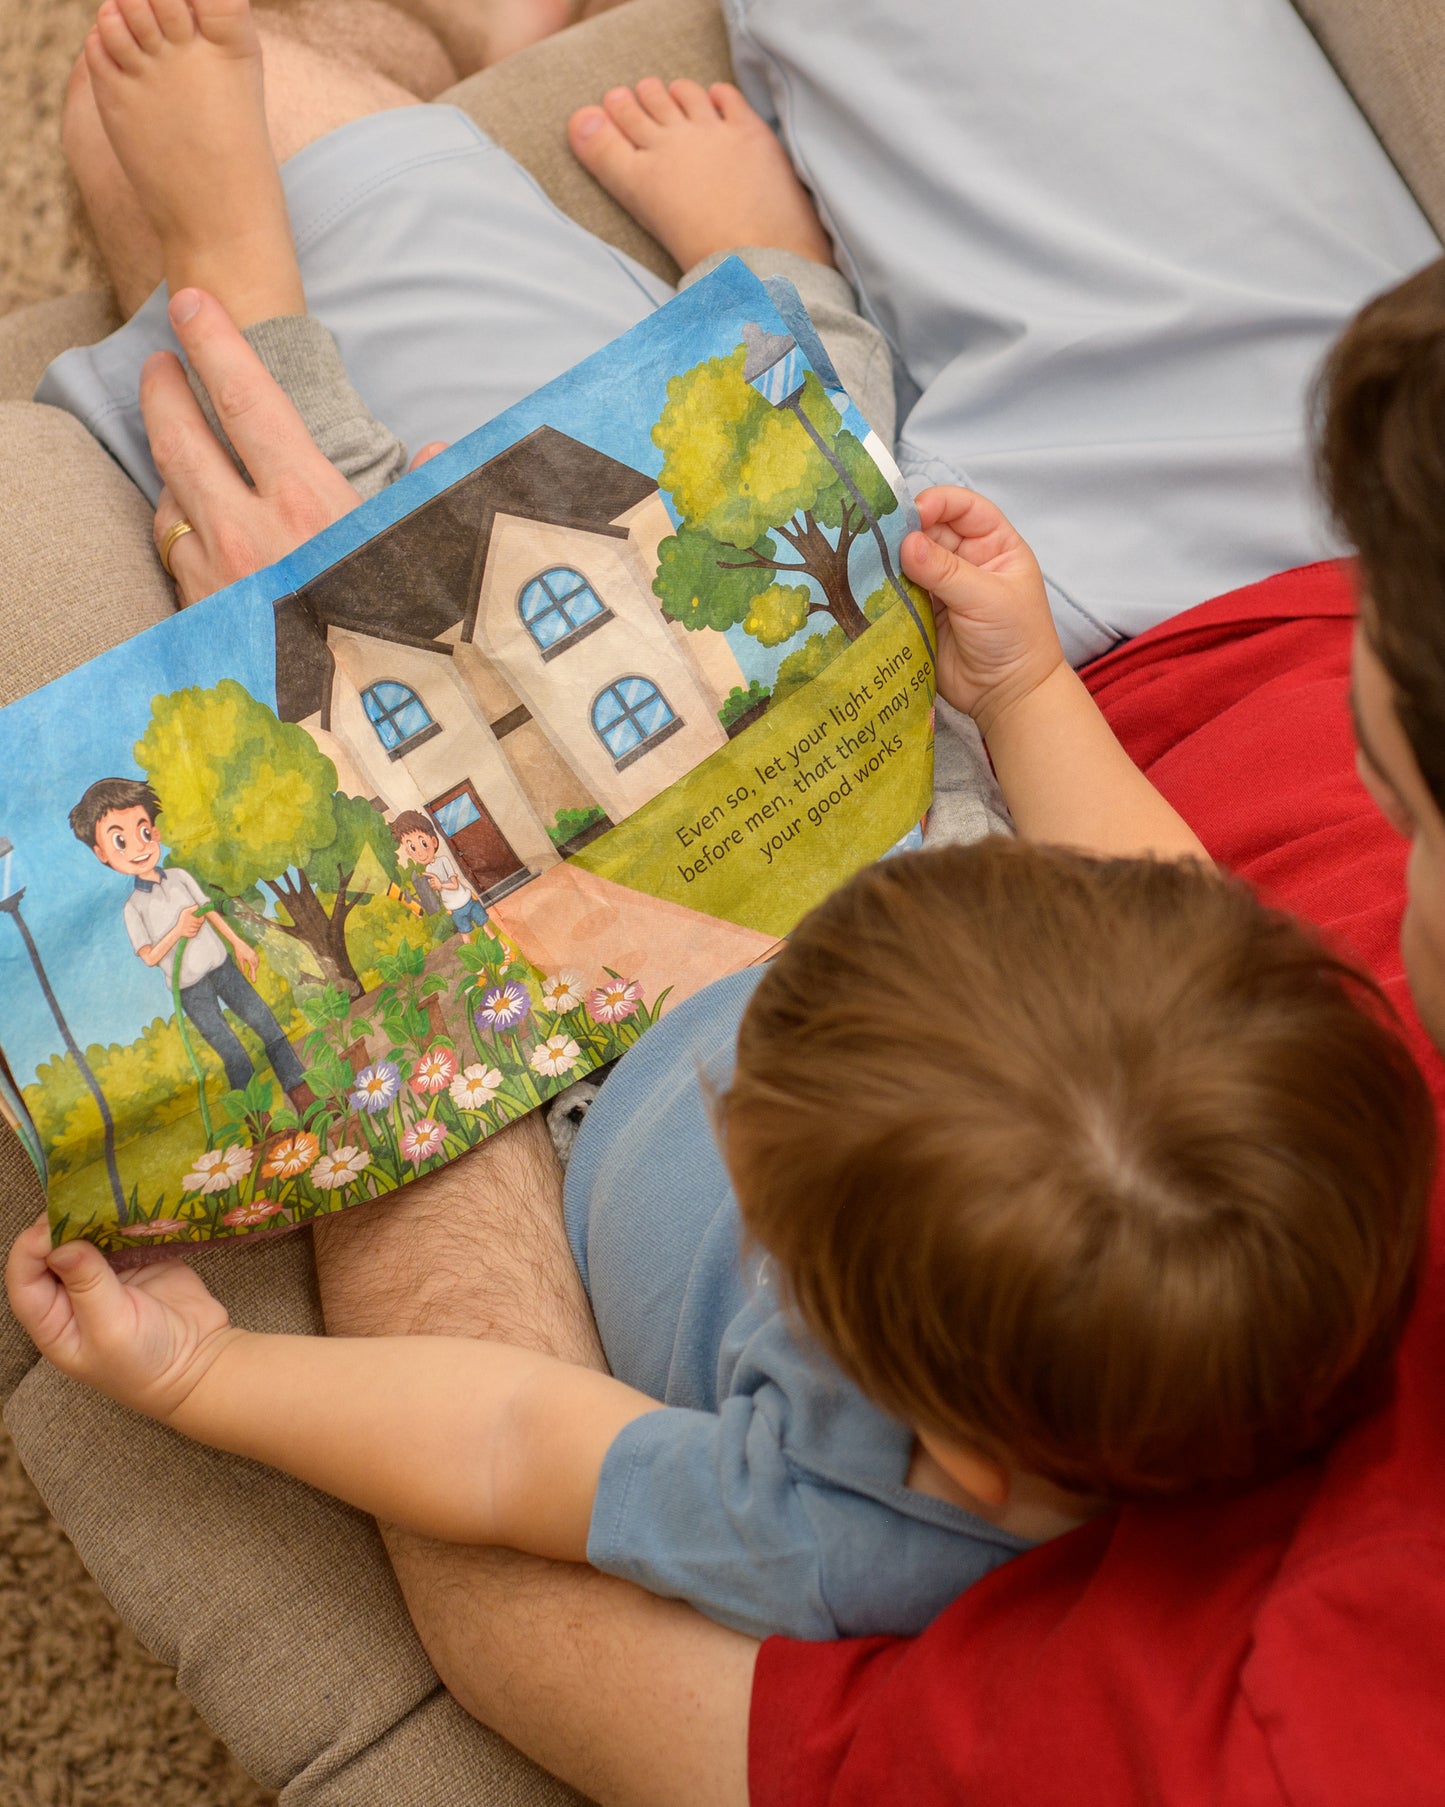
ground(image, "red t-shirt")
xmin=749 ymin=561 xmax=1445 ymax=1807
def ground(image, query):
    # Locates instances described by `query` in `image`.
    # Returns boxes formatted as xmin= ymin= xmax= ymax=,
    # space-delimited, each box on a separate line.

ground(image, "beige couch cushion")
xmin=1299 ymin=0 xmax=1445 ymax=242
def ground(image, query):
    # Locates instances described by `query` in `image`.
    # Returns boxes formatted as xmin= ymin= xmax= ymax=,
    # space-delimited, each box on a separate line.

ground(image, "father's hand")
xmin=141 ymin=288 xmax=364 ymax=607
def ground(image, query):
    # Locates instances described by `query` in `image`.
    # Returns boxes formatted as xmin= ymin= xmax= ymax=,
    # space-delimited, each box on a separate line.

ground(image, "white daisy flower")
xmin=449 ymin=1064 xmax=504 ymax=1112
xmin=529 ymin=1034 xmax=582 ymax=1079
xmin=311 ymin=1145 xmax=370 ymax=1191
xmin=540 ymin=972 xmax=585 ymax=1013
xmin=182 ymin=1144 xmax=256 ymax=1195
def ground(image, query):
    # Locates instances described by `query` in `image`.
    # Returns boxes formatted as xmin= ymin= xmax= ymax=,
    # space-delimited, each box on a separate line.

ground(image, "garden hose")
xmin=171 ymin=901 xmax=218 ymax=1145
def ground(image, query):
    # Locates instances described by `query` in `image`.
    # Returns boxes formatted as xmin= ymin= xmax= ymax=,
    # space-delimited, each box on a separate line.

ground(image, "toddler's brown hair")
xmin=720 ymin=841 xmax=1433 ymax=1500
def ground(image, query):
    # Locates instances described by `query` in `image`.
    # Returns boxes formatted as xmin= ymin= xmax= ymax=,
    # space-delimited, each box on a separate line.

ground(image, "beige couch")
xmin=0 ymin=1 xmax=1441 ymax=1801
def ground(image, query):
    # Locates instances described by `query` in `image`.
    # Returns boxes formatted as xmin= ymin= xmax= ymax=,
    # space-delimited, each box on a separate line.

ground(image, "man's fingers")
xmin=153 ymin=484 xmax=207 ymax=604
xmin=165 ymin=288 xmax=323 ymax=494
xmin=408 ymin=441 xmax=448 ymax=472
xmin=141 ymin=349 xmax=253 ymax=533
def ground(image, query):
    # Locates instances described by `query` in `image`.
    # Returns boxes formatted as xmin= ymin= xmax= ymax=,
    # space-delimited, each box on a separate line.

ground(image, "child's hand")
xmin=5 ymin=1217 xmax=237 ymax=1423
xmin=901 ymin=487 xmax=1066 ymax=737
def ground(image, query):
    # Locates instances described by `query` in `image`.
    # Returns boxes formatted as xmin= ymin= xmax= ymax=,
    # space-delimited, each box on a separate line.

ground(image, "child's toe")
xmin=634 ymin=75 xmax=683 ymax=127
xmin=668 ymin=78 xmax=716 ymax=124
xmin=600 ymin=85 xmax=660 ymax=148
xmin=116 ymin=0 xmax=164 ymax=50
xmin=82 ymin=23 xmax=115 ymax=78
xmin=94 ymin=1 xmax=146 ymax=72
xmin=710 ymin=81 xmax=757 ymax=124
xmin=569 ymin=104 xmax=637 ymax=182
xmin=150 ymin=0 xmax=196 ymax=44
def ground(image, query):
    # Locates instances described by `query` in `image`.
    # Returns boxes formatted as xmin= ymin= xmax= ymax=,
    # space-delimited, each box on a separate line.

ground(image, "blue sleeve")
xmin=586 ymin=1391 xmax=1032 ymax=1642
xmin=587 ymin=1395 xmax=840 ymax=1642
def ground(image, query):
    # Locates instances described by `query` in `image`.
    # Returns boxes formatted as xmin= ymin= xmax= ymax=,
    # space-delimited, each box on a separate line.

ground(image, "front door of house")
xmin=427 ymin=782 xmax=528 ymax=901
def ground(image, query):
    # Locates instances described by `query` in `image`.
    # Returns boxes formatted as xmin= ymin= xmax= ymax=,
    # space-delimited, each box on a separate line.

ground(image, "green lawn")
xmin=50 ymin=1104 xmax=215 ymax=1241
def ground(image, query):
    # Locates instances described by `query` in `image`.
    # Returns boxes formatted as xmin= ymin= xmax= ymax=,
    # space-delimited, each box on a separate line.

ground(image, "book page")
xmin=0 ymin=260 xmax=936 ymax=1252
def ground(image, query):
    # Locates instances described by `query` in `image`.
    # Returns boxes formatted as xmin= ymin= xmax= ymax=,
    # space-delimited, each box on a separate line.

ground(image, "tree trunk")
xmin=265 ymin=869 xmax=364 ymax=998
xmin=790 ymin=511 xmax=869 ymax=641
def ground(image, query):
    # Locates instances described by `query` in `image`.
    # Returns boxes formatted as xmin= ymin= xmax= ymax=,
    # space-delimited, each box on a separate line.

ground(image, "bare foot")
xmin=84 ymin=0 xmax=304 ymax=327
xmin=567 ymin=78 xmax=834 ymax=272
xmin=480 ymin=0 xmax=571 ymax=64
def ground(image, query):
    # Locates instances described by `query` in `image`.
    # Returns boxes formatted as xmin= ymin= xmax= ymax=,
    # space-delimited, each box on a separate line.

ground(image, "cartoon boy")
xmin=389 ymin=811 xmax=490 ymax=943
xmin=70 ymin=778 xmax=309 ymax=1108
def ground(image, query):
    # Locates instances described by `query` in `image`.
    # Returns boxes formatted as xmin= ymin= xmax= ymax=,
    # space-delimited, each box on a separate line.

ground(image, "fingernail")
xmin=48 ymin=1243 xmax=84 ymax=1273
xmin=573 ymin=110 xmax=604 ymax=138
xmin=169 ymin=289 xmax=201 ymax=327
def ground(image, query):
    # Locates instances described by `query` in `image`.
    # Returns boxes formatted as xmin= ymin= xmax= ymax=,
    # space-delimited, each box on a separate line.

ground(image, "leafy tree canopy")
xmin=136 ymin=680 xmax=340 ymax=894
xmin=652 ymin=347 xmax=845 ymax=549
xmin=744 ymin=583 xmax=813 ymax=648
xmin=653 ymin=524 xmax=778 ymax=634
xmin=812 ymin=431 xmax=900 ymax=531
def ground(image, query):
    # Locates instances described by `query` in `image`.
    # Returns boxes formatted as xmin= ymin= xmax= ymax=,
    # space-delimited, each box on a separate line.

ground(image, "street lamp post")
xmin=741 ymin=324 xmax=931 ymax=648
xmin=0 ymin=836 xmax=128 ymax=1222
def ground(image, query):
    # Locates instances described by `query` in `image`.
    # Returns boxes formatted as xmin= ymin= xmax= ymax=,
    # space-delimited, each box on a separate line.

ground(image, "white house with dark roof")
xmin=272 ymin=426 xmax=743 ymax=904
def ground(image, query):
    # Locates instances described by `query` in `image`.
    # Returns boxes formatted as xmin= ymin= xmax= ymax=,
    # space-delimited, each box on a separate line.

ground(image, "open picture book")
xmin=0 ymin=259 xmax=937 ymax=1253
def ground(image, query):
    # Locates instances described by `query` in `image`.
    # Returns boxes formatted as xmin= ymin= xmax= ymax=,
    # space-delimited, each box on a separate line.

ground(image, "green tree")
xmin=769 ymin=580 xmax=924 ymax=708
xmin=135 ymin=679 xmax=398 ymax=998
xmin=651 ymin=345 xmax=900 ymax=649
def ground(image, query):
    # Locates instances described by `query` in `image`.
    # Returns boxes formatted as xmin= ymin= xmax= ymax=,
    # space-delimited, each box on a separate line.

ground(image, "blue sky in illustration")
xmin=0 ymin=260 xmax=918 ymax=1091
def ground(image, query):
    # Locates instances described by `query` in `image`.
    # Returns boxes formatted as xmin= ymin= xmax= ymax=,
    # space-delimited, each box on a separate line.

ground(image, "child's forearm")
xmin=169 ymin=1329 xmax=661 ymax=1557
xmin=985 ymin=664 xmax=1208 ymax=862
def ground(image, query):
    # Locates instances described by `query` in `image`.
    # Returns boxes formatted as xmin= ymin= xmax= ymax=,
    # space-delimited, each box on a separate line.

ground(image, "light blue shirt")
xmin=565 ymin=968 xmax=1032 ymax=1642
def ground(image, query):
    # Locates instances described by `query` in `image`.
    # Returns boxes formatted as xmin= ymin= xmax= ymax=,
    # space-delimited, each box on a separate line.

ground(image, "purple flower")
xmin=349 ymin=1061 xmax=401 ymax=1113
xmin=474 ymin=982 xmax=532 ymax=1034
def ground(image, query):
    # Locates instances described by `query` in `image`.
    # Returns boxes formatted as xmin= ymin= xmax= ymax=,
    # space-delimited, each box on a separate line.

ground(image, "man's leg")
xmin=314 ymin=1113 xmax=756 ymax=1807
xmin=210 ymin=959 xmax=307 ymax=1095
xmin=178 ymin=969 xmax=255 ymax=1092
xmin=41 ymin=51 xmax=673 ymax=500
xmin=726 ymin=0 xmax=1443 ymax=660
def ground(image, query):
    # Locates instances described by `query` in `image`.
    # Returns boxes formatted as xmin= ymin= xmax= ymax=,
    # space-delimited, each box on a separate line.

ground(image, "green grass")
xmin=50 ymin=1106 xmax=212 ymax=1238
xmin=572 ymin=601 xmax=934 ymax=938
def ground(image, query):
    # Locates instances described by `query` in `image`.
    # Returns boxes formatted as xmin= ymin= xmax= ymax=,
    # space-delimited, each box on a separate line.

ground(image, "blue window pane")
xmin=519 ymin=567 xmax=607 ymax=652
xmin=432 ymin=793 xmax=482 ymax=837
xmin=391 ymin=699 xmax=431 ymax=740
xmin=592 ymin=678 xmax=675 ymax=762
xmin=592 ymin=688 xmax=625 ymax=732
xmin=361 ymin=681 xmax=434 ymax=753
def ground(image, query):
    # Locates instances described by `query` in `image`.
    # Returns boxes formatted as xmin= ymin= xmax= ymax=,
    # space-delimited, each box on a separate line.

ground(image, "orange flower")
xmin=260 ymin=1130 xmax=320 ymax=1181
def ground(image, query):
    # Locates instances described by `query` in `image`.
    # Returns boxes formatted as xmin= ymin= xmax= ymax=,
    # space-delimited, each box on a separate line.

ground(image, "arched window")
xmin=361 ymin=681 xmax=438 ymax=756
xmin=591 ymin=677 xmax=679 ymax=767
xmin=519 ymin=567 xmax=610 ymax=657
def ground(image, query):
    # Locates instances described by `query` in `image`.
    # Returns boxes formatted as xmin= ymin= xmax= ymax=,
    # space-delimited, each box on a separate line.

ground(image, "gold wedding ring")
xmin=158 ymin=518 xmax=195 ymax=578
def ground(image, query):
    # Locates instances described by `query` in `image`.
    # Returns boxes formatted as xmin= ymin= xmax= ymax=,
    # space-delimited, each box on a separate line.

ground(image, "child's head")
xmin=70 ymin=777 xmax=163 ymax=877
xmin=390 ymin=810 xmax=439 ymax=866
xmin=720 ymin=841 xmax=1433 ymax=1503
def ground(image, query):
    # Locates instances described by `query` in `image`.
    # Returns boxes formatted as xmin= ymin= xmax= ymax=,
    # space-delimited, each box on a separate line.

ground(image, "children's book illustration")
xmin=0 ymin=261 xmax=936 ymax=1253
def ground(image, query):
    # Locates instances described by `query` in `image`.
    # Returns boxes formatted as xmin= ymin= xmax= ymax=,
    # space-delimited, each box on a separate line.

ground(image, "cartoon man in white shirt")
xmin=390 ymin=810 xmax=491 ymax=943
xmin=70 ymin=778 xmax=309 ymax=1107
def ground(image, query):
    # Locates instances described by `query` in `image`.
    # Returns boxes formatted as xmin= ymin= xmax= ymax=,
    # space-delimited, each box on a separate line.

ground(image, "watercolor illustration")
xmin=0 ymin=260 xmax=934 ymax=1253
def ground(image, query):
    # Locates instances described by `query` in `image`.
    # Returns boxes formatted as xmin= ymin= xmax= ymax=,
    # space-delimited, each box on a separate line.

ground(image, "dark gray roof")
xmin=274 ymin=426 xmax=659 ymax=725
